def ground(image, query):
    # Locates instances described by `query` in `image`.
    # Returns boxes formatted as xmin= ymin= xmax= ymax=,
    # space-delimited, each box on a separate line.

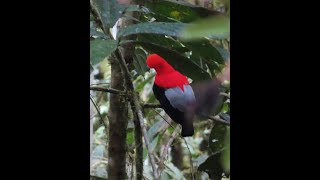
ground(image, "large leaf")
xmin=90 ymin=39 xmax=118 ymax=65
xmin=117 ymin=22 xmax=185 ymax=38
xmin=133 ymin=48 xmax=148 ymax=76
xmin=138 ymin=34 xmax=189 ymax=53
xmin=92 ymin=144 xmax=105 ymax=157
xmin=135 ymin=74 xmax=155 ymax=92
xmin=182 ymin=39 xmax=225 ymax=64
xmin=93 ymin=0 xmax=126 ymax=29
xmin=198 ymin=152 xmax=224 ymax=180
xmin=214 ymin=44 xmax=230 ymax=61
xmin=131 ymin=41 xmax=211 ymax=81
xmin=209 ymin=124 xmax=227 ymax=153
xmin=124 ymin=5 xmax=150 ymax=13
xmin=165 ymin=162 xmax=185 ymax=180
xmin=90 ymin=21 xmax=108 ymax=39
xmin=150 ymin=135 xmax=160 ymax=152
xmin=144 ymin=0 xmax=220 ymax=23
xmin=180 ymin=15 xmax=230 ymax=40
xmin=147 ymin=120 xmax=166 ymax=141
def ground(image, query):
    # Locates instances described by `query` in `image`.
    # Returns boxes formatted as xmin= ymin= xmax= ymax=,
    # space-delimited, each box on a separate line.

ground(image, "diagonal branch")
xmin=114 ymin=49 xmax=160 ymax=179
xmin=90 ymin=94 xmax=108 ymax=129
xmin=202 ymin=114 xmax=230 ymax=126
xmin=160 ymin=126 xmax=180 ymax=165
xmin=181 ymin=137 xmax=194 ymax=180
xmin=143 ymin=103 xmax=162 ymax=108
xmin=90 ymin=86 xmax=125 ymax=94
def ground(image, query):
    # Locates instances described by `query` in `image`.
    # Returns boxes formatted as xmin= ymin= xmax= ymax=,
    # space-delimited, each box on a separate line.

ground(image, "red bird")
xmin=146 ymin=54 xmax=197 ymax=137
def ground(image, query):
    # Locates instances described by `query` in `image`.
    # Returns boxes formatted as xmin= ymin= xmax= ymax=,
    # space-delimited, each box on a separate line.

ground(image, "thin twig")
xmin=153 ymin=110 xmax=175 ymax=129
xmin=90 ymin=83 xmax=110 ymax=86
xmin=90 ymin=94 xmax=108 ymax=128
xmin=114 ymin=49 xmax=159 ymax=179
xmin=90 ymin=86 xmax=125 ymax=94
xmin=153 ymin=106 xmax=230 ymax=126
xmin=219 ymin=92 xmax=230 ymax=98
xmin=182 ymin=137 xmax=195 ymax=180
xmin=160 ymin=126 xmax=180 ymax=163
xmin=153 ymin=109 xmax=194 ymax=179
xmin=143 ymin=103 xmax=162 ymax=108
xmin=202 ymin=114 xmax=230 ymax=126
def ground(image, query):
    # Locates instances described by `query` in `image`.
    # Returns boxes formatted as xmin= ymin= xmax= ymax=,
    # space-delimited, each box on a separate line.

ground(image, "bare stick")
xmin=160 ymin=126 xmax=180 ymax=164
xmin=90 ymin=94 xmax=108 ymax=128
xmin=143 ymin=103 xmax=162 ymax=108
xmin=90 ymin=86 xmax=125 ymax=94
xmin=202 ymin=114 xmax=230 ymax=126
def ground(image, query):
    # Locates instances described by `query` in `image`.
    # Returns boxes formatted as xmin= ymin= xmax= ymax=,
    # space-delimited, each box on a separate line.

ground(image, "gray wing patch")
xmin=165 ymin=85 xmax=196 ymax=112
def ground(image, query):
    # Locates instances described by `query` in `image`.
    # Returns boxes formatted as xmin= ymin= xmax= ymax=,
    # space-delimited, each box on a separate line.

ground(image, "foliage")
xmin=90 ymin=0 xmax=230 ymax=179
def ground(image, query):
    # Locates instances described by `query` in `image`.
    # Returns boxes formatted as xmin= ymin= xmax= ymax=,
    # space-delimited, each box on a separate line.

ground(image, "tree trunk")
xmin=117 ymin=2 xmax=142 ymax=179
xmin=107 ymin=54 xmax=128 ymax=179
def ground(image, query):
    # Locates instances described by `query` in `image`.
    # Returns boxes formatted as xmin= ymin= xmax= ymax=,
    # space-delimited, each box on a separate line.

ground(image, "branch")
xmin=160 ymin=126 xmax=180 ymax=167
xmin=90 ymin=94 xmax=108 ymax=129
xmin=148 ymin=104 xmax=230 ymax=126
xmin=131 ymin=104 xmax=143 ymax=180
xmin=90 ymin=86 xmax=125 ymax=94
xmin=219 ymin=92 xmax=230 ymax=98
xmin=202 ymin=114 xmax=230 ymax=126
xmin=181 ymin=137 xmax=194 ymax=180
xmin=153 ymin=110 xmax=194 ymax=179
xmin=114 ymin=49 xmax=160 ymax=179
xmin=143 ymin=103 xmax=162 ymax=108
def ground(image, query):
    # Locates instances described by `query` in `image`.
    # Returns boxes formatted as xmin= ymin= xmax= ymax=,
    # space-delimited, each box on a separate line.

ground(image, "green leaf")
xmin=95 ymin=126 xmax=107 ymax=143
xmin=135 ymin=74 xmax=155 ymax=92
xmin=182 ymin=39 xmax=225 ymax=64
xmin=195 ymin=154 xmax=209 ymax=167
xmin=180 ymin=15 xmax=230 ymax=40
xmin=90 ymin=39 xmax=118 ymax=65
xmin=147 ymin=120 xmax=165 ymax=141
xmin=117 ymin=22 xmax=185 ymax=38
xmin=198 ymin=152 xmax=224 ymax=180
xmin=124 ymin=5 xmax=150 ymax=13
xmin=150 ymin=135 xmax=160 ymax=152
xmin=93 ymin=0 xmax=126 ymax=29
xmin=221 ymin=103 xmax=229 ymax=113
xmin=209 ymin=124 xmax=227 ymax=153
xmin=214 ymin=45 xmax=230 ymax=61
xmin=138 ymin=34 xmax=189 ymax=53
xmin=143 ymin=148 xmax=148 ymax=160
xmin=133 ymin=41 xmax=211 ymax=81
xmin=126 ymin=129 xmax=134 ymax=145
xmin=92 ymin=144 xmax=105 ymax=157
xmin=90 ymin=21 xmax=108 ymax=39
xmin=160 ymin=170 xmax=171 ymax=180
xmin=165 ymin=163 xmax=185 ymax=180
xmin=144 ymin=0 xmax=218 ymax=23
xmin=133 ymin=48 xmax=148 ymax=76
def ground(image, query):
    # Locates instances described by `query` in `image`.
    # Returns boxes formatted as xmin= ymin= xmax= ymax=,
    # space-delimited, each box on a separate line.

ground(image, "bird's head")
xmin=146 ymin=54 xmax=174 ymax=74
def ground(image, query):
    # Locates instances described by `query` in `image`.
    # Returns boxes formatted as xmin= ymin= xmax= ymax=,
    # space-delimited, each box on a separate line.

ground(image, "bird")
xmin=146 ymin=54 xmax=197 ymax=137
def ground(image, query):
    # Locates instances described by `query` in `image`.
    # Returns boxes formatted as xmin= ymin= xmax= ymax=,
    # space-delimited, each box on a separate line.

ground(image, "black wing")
xmin=153 ymin=84 xmax=194 ymax=137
